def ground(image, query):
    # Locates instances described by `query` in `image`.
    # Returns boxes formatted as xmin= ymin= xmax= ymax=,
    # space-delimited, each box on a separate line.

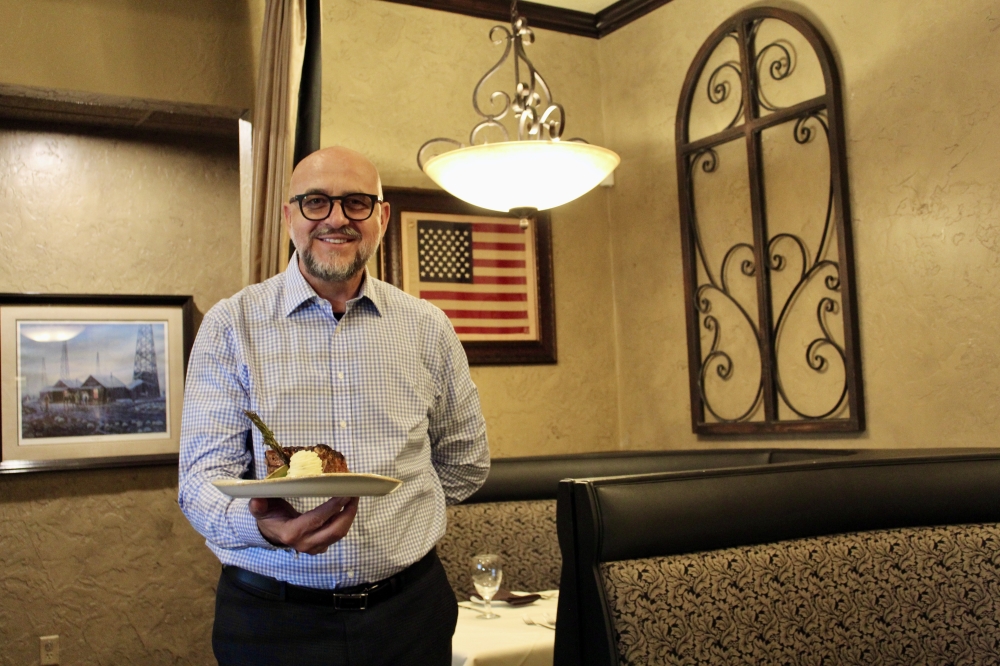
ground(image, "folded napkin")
xmin=471 ymin=588 xmax=542 ymax=607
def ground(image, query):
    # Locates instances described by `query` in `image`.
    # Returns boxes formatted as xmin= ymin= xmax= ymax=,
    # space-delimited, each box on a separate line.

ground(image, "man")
xmin=178 ymin=146 xmax=490 ymax=665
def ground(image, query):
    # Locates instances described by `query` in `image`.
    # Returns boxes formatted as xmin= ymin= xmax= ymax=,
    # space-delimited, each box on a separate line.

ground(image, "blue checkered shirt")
xmin=178 ymin=255 xmax=490 ymax=589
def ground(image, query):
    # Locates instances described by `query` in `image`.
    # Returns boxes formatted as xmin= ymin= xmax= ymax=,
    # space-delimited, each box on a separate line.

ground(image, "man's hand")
xmin=249 ymin=496 xmax=359 ymax=555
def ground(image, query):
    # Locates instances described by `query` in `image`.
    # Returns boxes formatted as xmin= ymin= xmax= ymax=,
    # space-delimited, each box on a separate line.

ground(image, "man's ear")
xmin=378 ymin=201 xmax=390 ymax=236
xmin=282 ymin=202 xmax=292 ymax=229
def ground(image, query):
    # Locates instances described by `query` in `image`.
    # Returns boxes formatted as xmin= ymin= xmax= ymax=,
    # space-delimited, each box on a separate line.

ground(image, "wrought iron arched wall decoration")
xmin=676 ymin=7 xmax=864 ymax=434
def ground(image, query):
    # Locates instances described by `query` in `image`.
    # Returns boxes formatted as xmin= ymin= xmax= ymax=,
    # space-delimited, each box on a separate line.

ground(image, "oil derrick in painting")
xmin=132 ymin=324 xmax=160 ymax=398
xmin=60 ymin=341 xmax=70 ymax=379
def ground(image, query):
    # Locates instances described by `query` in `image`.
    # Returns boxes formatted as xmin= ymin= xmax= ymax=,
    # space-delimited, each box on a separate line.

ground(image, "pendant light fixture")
xmin=417 ymin=0 xmax=620 ymax=219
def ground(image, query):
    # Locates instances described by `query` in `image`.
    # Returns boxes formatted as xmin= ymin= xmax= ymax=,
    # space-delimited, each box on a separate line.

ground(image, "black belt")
xmin=223 ymin=547 xmax=437 ymax=611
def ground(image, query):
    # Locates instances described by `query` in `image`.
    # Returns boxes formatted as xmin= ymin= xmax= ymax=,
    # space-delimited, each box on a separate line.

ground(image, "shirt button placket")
xmin=331 ymin=312 xmax=356 ymax=581
xmin=331 ymin=316 xmax=352 ymax=456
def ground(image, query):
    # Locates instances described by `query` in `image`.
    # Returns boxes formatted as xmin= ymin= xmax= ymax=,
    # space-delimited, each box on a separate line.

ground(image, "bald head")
xmin=283 ymin=146 xmax=390 ymax=295
xmin=289 ymin=146 xmax=383 ymax=199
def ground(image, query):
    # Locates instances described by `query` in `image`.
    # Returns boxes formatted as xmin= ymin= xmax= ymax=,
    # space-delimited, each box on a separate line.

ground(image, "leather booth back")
xmin=463 ymin=448 xmax=856 ymax=503
xmin=554 ymin=451 xmax=1000 ymax=666
xmin=439 ymin=448 xmax=857 ymax=599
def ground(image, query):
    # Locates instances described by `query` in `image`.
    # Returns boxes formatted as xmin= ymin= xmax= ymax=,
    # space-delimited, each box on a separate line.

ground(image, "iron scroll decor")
xmin=676 ymin=8 xmax=864 ymax=434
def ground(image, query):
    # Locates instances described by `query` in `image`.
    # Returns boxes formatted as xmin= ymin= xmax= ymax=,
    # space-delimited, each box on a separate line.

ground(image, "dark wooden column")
xmin=294 ymin=0 xmax=323 ymax=166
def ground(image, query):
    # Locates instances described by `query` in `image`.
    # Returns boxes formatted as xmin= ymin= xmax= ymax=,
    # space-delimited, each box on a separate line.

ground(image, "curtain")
xmin=244 ymin=0 xmax=308 ymax=285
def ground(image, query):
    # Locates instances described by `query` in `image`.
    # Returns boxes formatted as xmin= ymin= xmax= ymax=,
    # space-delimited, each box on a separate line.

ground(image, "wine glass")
xmin=471 ymin=553 xmax=503 ymax=619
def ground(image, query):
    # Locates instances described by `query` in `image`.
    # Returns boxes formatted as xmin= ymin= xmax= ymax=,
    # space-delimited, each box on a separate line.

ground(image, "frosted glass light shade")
xmin=421 ymin=140 xmax=620 ymax=213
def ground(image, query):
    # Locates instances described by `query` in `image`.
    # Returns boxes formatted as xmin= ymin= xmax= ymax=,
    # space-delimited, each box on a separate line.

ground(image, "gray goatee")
xmin=299 ymin=225 xmax=378 ymax=283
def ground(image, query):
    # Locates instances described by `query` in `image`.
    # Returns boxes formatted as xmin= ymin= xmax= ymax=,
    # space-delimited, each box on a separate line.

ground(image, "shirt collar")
xmin=282 ymin=252 xmax=384 ymax=318
xmin=282 ymin=253 xmax=317 ymax=316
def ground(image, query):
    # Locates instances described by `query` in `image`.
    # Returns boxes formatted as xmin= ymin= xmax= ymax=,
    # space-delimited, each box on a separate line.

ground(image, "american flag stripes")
xmin=401 ymin=213 xmax=538 ymax=341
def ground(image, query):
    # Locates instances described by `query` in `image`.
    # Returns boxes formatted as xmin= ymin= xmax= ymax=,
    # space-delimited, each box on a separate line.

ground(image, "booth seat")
xmin=554 ymin=449 xmax=1000 ymax=666
xmin=437 ymin=448 xmax=857 ymax=599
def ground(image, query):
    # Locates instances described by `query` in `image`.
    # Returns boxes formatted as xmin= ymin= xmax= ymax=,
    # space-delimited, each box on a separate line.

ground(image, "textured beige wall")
xmin=0 ymin=128 xmax=240 ymax=665
xmin=0 ymin=0 xmax=255 ymax=108
xmin=600 ymin=0 xmax=1000 ymax=449
xmin=321 ymin=0 xmax=621 ymax=456
xmin=0 ymin=2 xmax=251 ymax=663
xmin=0 ymin=130 xmax=242 ymax=311
xmin=0 ymin=467 xmax=218 ymax=665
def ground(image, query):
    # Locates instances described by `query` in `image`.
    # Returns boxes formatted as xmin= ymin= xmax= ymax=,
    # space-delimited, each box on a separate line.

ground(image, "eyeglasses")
xmin=289 ymin=192 xmax=382 ymax=222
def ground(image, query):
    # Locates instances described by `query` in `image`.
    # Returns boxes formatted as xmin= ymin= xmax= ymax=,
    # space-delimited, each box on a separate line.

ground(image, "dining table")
xmin=451 ymin=591 xmax=559 ymax=666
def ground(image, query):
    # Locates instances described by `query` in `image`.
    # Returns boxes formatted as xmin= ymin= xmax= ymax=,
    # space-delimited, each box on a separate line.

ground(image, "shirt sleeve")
xmin=177 ymin=305 xmax=278 ymax=550
xmin=427 ymin=312 xmax=490 ymax=505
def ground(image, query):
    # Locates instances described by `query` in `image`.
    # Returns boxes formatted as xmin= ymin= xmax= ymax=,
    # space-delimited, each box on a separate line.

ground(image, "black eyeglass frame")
xmin=288 ymin=192 xmax=384 ymax=222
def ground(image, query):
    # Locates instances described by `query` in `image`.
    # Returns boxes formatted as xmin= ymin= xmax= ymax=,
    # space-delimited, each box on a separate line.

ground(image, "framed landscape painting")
xmin=0 ymin=294 xmax=193 ymax=473
xmin=380 ymin=188 xmax=556 ymax=365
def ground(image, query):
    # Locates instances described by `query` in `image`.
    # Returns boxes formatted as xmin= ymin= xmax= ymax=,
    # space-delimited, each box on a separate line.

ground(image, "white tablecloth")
xmin=451 ymin=592 xmax=558 ymax=666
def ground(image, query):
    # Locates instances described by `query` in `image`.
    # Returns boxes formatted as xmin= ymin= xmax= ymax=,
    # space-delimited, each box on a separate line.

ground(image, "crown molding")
xmin=381 ymin=0 xmax=596 ymax=37
xmin=379 ymin=0 xmax=675 ymax=38
xmin=595 ymin=0 xmax=674 ymax=37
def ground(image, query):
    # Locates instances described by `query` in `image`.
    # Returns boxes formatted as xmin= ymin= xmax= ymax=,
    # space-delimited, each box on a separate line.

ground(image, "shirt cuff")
xmin=228 ymin=498 xmax=283 ymax=550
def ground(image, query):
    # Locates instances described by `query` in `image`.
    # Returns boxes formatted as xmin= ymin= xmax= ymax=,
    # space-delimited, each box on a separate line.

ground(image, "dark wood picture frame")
xmin=381 ymin=187 xmax=557 ymax=365
xmin=0 ymin=293 xmax=194 ymax=474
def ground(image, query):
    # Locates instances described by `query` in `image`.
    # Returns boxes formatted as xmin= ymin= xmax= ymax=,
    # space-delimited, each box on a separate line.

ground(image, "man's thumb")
xmin=248 ymin=497 xmax=270 ymax=516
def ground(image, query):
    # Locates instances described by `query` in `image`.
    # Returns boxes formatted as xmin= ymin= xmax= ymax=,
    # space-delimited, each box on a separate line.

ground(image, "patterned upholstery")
xmin=438 ymin=500 xmax=561 ymax=600
xmin=600 ymin=523 xmax=1000 ymax=665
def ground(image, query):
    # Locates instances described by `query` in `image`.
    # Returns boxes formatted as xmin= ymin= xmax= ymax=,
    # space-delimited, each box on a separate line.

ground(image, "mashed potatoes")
xmin=286 ymin=450 xmax=325 ymax=478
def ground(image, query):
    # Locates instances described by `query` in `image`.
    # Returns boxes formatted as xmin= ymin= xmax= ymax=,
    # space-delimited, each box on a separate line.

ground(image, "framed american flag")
xmin=380 ymin=188 xmax=556 ymax=365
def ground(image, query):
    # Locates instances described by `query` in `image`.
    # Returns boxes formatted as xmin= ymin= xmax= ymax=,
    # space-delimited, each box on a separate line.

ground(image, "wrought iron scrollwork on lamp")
xmin=417 ymin=0 xmax=620 ymax=219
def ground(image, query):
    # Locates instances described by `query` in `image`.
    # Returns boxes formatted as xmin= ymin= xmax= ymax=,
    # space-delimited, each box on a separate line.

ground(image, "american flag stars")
xmin=417 ymin=222 xmax=473 ymax=283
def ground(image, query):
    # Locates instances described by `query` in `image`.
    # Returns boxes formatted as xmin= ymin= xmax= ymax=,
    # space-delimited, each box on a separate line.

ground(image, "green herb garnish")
xmin=243 ymin=410 xmax=290 ymax=465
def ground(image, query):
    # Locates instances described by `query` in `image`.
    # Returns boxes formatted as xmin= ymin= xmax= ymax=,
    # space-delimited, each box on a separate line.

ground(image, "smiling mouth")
xmin=311 ymin=224 xmax=361 ymax=246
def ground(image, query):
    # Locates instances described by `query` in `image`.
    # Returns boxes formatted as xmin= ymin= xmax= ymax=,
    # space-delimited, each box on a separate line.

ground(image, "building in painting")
xmin=39 ymin=379 xmax=83 ymax=405
xmin=127 ymin=378 xmax=160 ymax=400
xmin=38 ymin=374 xmax=158 ymax=406
xmin=80 ymin=375 xmax=131 ymax=404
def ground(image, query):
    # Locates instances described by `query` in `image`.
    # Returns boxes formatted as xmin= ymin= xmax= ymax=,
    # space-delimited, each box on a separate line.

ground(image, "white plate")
xmin=212 ymin=473 xmax=402 ymax=498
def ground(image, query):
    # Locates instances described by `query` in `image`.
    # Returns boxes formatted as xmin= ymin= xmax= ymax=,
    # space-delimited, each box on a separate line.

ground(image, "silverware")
xmin=521 ymin=613 xmax=556 ymax=630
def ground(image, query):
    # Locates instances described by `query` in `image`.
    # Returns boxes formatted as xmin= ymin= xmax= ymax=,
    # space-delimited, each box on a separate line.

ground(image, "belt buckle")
xmin=332 ymin=591 xmax=368 ymax=611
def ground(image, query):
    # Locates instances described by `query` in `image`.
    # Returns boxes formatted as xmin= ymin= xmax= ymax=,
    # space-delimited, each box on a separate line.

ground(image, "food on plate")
xmin=244 ymin=409 xmax=349 ymax=479
xmin=265 ymin=445 xmax=349 ymax=476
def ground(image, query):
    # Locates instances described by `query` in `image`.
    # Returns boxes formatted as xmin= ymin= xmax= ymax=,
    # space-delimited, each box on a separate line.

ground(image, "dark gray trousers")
xmin=212 ymin=553 xmax=458 ymax=666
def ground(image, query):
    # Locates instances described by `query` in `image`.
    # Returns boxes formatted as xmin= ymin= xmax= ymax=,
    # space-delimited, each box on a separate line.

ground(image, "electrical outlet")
xmin=39 ymin=635 xmax=59 ymax=665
